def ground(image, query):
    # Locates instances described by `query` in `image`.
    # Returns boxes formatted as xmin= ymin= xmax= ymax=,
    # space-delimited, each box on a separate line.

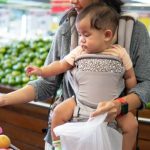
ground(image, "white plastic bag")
xmin=54 ymin=113 xmax=122 ymax=150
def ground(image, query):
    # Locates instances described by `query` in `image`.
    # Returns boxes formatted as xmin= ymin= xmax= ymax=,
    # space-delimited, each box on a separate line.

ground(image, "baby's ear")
xmin=104 ymin=30 xmax=113 ymax=41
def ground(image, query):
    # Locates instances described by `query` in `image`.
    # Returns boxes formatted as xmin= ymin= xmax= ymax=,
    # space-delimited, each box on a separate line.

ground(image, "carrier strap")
xmin=118 ymin=13 xmax=138 ymax=54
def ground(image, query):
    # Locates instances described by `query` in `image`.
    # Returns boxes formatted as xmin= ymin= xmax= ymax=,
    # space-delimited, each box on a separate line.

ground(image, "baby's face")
xmin=76 ymin=16 xmax=107 ymax=54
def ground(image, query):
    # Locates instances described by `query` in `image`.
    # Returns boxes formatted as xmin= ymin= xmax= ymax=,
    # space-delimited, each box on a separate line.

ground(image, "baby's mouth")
xmin=82 ymin=45 xmax=87 ymax=51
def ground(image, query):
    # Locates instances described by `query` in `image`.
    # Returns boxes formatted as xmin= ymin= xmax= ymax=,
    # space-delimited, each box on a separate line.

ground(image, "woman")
xmin=0 ymin=0 xmax=150 ymax=149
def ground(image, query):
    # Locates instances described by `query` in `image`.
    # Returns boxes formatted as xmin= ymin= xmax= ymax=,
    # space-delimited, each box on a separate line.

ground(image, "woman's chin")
xmin=75 ymin=8 xmax=81 ymax=13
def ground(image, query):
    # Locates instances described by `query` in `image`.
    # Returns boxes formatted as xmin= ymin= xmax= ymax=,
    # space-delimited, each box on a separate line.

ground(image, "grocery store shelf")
xmin=30 ymin=101 xmax=50 ymax=109
xmin=138 ymin=117 xmax=150 ymax=124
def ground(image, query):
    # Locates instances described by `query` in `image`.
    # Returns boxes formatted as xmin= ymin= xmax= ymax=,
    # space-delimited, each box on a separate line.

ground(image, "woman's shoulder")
xmin=59 ymin=8 xmax=77 ymax=25
xmin=131 ymin=20 xmax=149 ymax=46
xmin=133 ymin=20 xmax=149 ymax=35
xmin=57 ymin=18 xmax=70 ymax=34
xmin=120 ymin=12 xmax=148 ymax=35
xmin=130 ymin=20 xmax=150 ymax=56
xmin=57 ymin=8 xmax=77 ymax=35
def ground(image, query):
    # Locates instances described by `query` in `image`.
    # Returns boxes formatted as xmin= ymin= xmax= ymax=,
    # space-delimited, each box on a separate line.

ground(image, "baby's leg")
xmin=116 ymin=112 xmax=138 ymax=150
xmin=51 ymin=97 xmax=76 ymax=141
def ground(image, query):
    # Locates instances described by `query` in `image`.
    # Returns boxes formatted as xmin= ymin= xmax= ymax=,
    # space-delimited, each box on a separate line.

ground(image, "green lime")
xmin=3 ymin=61 xmax=12 ymax=69
xmin=11 ymin=51 xmax=18 ymax=57
xmin=4 ymin=54 xmax=10 ymax=59
xmin=146 ymin=103 xmax=150 ymax=109
xmin=0 ymin=47 xmax=6 ymax=54
xmin=40 ymin=53 xmax=47 ymax=61
xmin=30 ymin=75 xmax=37 ymax=81
xmin=39 ymin=48 xmax=47 ymax=53
xmin=5 ymin=73 xmax=12 ymax=79
xmin=22 ymin=76 xmax=30 ymax=84
xmin=11 ymin=71 xmax=21 ymax=77
xmin=15 ymin=76 xmax=22 ymax=85
xmin=8 ymin=77 xmax=16 ymax=86
xmin=28 ymin=52 xmax=35 ymax=59
xmin=5 ymin=69 xmax=12 ymax=74
xmin=13 ymin=63 xmax=23 ymax=71
xmin=25 ymin=57 xmax=31 ymax=63
xmin=17 ymin=56 xmax=25 ymax=62
xmin=0 ymin=71 xmax=5 ymax=78
xmin=37 ymin=41 xmax=44 ymax=48
xmin=0 ymin=76 xmax=2 ymax=81
xmin=22 ymin=62 xmax=28 ymax=68
xmin=1 ymin=78 xmax=8 ymax=85
xmin=16 ymin=43 xmax=25 ymax=51
xmin=33 ymin=58 xmax=43 ymax=66
xmin=6 ymin=49 xmax=12 ymax=54
xmin=0 ymin=53 xmax=3 ymax=59
xmin=30 ymin=43 xmax=38 ymax=51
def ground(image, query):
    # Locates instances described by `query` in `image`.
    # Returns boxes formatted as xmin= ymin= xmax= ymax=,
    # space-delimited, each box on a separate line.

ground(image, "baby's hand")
xmin=25 ymin=65 xmax=42 ymax=76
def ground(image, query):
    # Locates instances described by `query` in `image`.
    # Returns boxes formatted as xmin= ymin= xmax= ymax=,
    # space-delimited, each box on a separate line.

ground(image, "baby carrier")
xmin=47 ymin=13 xmax=140 ymax=150
xmin=71 ymin=53 xmax=125 ymax=121
xmin=68 ymin=13 xmax=137 ymax=121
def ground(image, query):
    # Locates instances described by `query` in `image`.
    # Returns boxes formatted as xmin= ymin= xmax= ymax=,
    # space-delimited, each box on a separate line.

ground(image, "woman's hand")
xmin=90 ymin=93 xmax=142 ymax=122
xmin=91 ymin=100 xmax=121 ymax=122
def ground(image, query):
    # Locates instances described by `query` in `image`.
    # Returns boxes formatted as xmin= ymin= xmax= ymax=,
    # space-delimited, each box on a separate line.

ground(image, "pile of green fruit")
xmin=0 ymin=38 xmax=52 ymax=88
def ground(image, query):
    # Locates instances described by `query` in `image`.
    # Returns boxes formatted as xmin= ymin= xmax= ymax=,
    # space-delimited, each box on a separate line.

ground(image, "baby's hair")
xmin=76 ymin=2 xmax=120 ymax=35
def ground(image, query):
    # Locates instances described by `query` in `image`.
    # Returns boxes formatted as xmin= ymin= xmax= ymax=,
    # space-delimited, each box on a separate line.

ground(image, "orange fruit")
xmin=0 ymin=134 xmax=11 ymax=148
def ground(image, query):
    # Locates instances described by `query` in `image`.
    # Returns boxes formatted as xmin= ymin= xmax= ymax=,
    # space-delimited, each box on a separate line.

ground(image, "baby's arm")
xmin=124 ymin=67 xmax=137 ymax=92
xmin=26 ymin=60 xmax=73 ymax=77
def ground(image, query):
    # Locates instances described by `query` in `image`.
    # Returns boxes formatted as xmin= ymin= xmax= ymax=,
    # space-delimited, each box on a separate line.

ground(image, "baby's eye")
xmin=84 ymin=33 xmax=90 ymax=37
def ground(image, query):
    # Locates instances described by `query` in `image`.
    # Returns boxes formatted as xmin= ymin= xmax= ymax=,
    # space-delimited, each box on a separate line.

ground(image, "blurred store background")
xmin=0 ymin=0 xmax=149 ymax=43
xmin=0 ymin=0 xmax=70 ymax=43
xmin=0 ymin=0 xmax=150 ymax=99
xmin=0 ymin=0 xmax=150 ymax=43
xmin=0 ymin=0 xmax=150 ymax=94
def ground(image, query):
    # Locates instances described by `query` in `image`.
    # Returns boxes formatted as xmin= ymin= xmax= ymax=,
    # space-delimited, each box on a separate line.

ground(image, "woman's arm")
xmin=91 ymin=93 xmax=141 ymax=122
xmin=0 ymin=85 xmax=35 ymax=106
